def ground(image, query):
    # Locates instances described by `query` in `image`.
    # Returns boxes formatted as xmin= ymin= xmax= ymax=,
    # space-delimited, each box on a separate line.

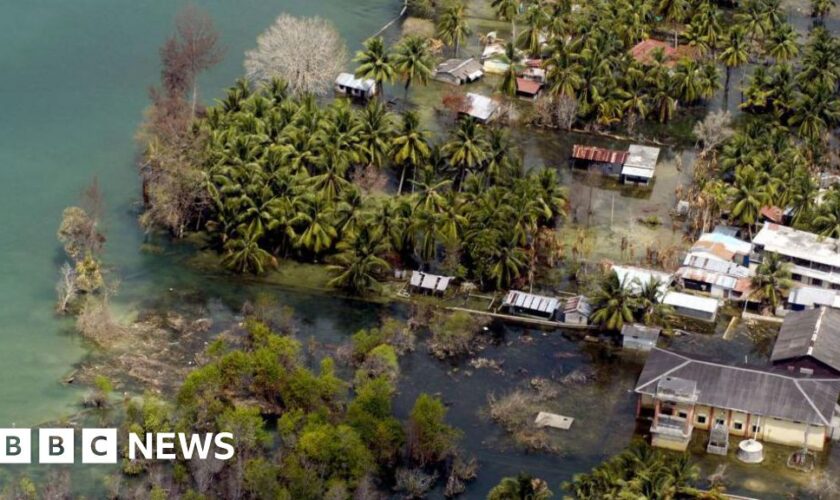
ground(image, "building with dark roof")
xmin=635 ymin=348 xmax=840 ymax=451
xmin=772 ymin=307 xmax=840 ymax=376
xmin=434 ymin=58 xmax=484 ymax=86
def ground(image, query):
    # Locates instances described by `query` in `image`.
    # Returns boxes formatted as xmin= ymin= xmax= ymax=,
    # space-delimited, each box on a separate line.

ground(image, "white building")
xmin=620 ymin=145 xmax=660 ymax=185
xmin=663 ymin=291 xmax=719 ymax=322
xmin=752 ymin=223 xmax=840 ymax=289
xmin=460 ymin=93 xmax=499 ymax=123
xmin=611 ymin=265 xmax=673 ymax=296
xmin=335 ymin=73 xmax=377 ymax=99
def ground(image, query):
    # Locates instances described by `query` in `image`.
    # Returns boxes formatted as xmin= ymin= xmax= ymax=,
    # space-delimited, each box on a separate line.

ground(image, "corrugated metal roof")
xmin=410 ymin=271 xmax=452 ymax=292
xmin=621 ymin=323 xmax=662 ymax=341
xmin=336 ymin=72 xmax=376 ymax=92
xmin=773 ymin=307 xmax=840 ymax=372
xmin=663 ymin=291 xmax=719 ymax=314
xmin=503 ymin=290 xmax=559 ymax=314
xmin=682 ymin=253 xmax=751 ymax=277
xmin=571 ymin=145 xmax=629 ymax=164
xmin=636 ymin=348 xmax=840 ymax=425
xmin=464 ymin=93 xmax=498 ymax=121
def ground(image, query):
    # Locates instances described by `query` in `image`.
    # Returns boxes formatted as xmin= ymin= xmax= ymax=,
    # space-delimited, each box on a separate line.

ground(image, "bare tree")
xmin=56 ymin=263 xmax=78 ymax=314
xmin=554 ymin=95 xmax=578 ymax=130
xmin=693 ymin=110 xmax=733 ymax=159
xmin=244 ymin=14 xmax=348 ymax=96
xmin=164 ymin=4 xmax=224 ymax=117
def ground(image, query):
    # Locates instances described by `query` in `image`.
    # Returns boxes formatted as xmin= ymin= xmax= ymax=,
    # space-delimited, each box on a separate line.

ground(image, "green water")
xmin=0 ymin=0 xmax=398 ymax=428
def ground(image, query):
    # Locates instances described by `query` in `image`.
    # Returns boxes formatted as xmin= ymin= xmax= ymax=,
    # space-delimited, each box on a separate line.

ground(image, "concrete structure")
xmin=620 ymin=145 xmax=660 ymax=185
xmin=562 ymin=295 xmax=591 ymax=325
xmin=502 ymin=290 xmax=560 ymax=320
xmin=335 ymin=73 xmax=377 ymax=99
xmin=460 ymin=93 xmax=499 ymax=123
xmin=663 ymin=291 xmax=719 ymax=322
xmin=621 ymin=324 xmax=662 ymax=351
xmin=772 ymin=307 xmax=840 ymax=376
xmin=752 ymin=223 xmax=840 ymax=289
xmin=787 ymin=286 xmax=840 ymax=311
xmin=434 ymin=58 xmax=484 ymax=85
xmin=636 ymin=348 xmax=840 ymax=452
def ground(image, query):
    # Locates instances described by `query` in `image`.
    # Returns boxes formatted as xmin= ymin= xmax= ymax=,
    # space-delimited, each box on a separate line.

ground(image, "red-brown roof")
xmin=630 ymin=39 xmax=695 ymax=67
xmin=516 ymin=77 xmax=542 ymax=95
xmin=760 ymin=205 xmax=784 ymax=223
xmin=571 ymin=144 xmax=629 ymax=164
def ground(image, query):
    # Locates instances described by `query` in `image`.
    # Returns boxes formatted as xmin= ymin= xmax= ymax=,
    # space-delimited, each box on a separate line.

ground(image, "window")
xmin=733 ymin=421 xmax=743 ymax=431
xmin=751 ymin=425 xmax=761 ymax=433
xmin=696 ymin=415 xmax=707 ymax=424
xmin=678 ymin=411 xmax=688 ymax=419
xmin=715 ymin=418 xmax=725 ymax=426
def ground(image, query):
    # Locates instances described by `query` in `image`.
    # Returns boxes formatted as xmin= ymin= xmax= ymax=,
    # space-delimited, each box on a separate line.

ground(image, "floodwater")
xmin=0 ymin=0 xmax=399 ymax=428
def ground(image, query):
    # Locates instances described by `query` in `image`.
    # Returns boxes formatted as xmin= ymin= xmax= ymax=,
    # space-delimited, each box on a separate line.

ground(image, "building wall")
xmin=772 ymin=357 xmax=840 ymax=377
xmin=762 ymin=417 xmax=827 ymax=450
xmin=638 ymin=397 xmax=828 ymax=450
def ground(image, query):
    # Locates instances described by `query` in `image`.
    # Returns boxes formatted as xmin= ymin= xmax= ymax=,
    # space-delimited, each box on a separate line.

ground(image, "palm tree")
xmin=766 ymin=24 xmax=799 ymax=63
xmin=657 ymin=0 xmax=689 ymax=47
xmin=637 ymin=277 xmax=674 ymax=326
xmin=671 ymin=59 xmax=704 ymax=104
xmin=750 ymin=252 xmax=792 ymax=310
xmin=517 ymin=4 xmax=549 ymax=57
xmin=391 ymin=111 xmax=432 ymax=194
xmin=437 ymin=2 xmax=471 ymax=57
xmin=488 ymin=473 xmax=553 ymax=500
xmin=791 ymin=85 xmax=840 ymax=142
xmin=487 ymin=235 xmax=528 ymax=290
xmin=497 ymin=41 xmax=524 ymax=97
xmin=813 ymin=188 xmax=840 ymax=238
xmin=545 ymin=45 xmax=583 ymax=98
xmin=354 ymin=36 xmax=396 ymax=100
xmin=392 ymin=35 xmax=434 ymax=106
xmin=222 ymin=226 xmax=276 ymax=274
xmin=812 ymin=0 xmax=836 ymax=20
xmin=358 ymin=100 xmax=396 ymax=169
xmin=729 ymin=165 xmax=771 ymax=235
xmin=328 ymin=224 xmax=390 ymax=294
xmin=442 ymin=118 xmax=489 ymax=190
xmin=491 ymin=0 xmax=520 ymax=39
xmin=590 ymin=271 xmax=636 ymax=331
xmin=718 ymin=26 xmax=750 ymax=99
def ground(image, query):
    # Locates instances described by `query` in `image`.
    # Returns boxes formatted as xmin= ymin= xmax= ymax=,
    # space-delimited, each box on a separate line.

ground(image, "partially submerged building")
xmin=690 ymin=232 xmax=753 ymax=266
xmin=752 ymin=223 xmax=840 ymax=290
xmin=636 ymin=348 xmax=840 ymax=451
xmin=408 ymin=271 xmax=452 ymax=295
xmin=620 ymin=145 xmax=660 ymax=186
xmin=570 ymin=145 xmax=628 ymax=175
xmin=516 ymin=77 xmax=542 ymax=99
xmin=621 ymin=324 xmax=662 ymax=351
xmin=434 ymin=58 xmax=484 ymax=85
xmin=675 ymin=253 xmax=751 ymax=300
xmin=662 ymin=291 xmax=719 ymax=322
xmin=772 ymin=307 xmax=840 ymax=376
xmin=459 ymin=93 xmax=499 ymax=123
xmin=562 ymin=295 xmax=591 ymax=325
xmin=502 ymin=290 xmax=560 ymax=320
xmin=335 ymin=73 xmax=378 ymax=99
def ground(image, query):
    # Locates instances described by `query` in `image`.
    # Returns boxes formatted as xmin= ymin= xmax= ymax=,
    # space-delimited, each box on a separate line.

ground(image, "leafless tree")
xmin=163 ymin=4 xmax=223 ymax=117
xmin=693 ymin=110 xmax=733 ymax=159
xmin=56 ymin=263 xmax=78 ymax=314
xmin=244 ymin=14 xmax=348 ymax=96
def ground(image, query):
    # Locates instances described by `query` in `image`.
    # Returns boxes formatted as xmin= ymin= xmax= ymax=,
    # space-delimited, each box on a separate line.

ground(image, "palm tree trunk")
xmin=724 ymin=66 xmax=731 ymax=104
xmin=398 ymin=164 xmax=407 ymax=194
xmin=403 ymin=78 xmax=411 ymax=110
xmin=191 ymin=82 xmax=198 ymax=119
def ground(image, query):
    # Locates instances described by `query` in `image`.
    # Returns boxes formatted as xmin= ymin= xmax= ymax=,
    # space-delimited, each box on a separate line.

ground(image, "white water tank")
xmin=737 ymin=439 xmax=765 ymax=464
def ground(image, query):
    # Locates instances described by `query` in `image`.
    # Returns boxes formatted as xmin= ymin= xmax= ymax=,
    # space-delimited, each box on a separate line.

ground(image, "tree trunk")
xmin=398 ymin=165 xmax=407 ymax=194
xmin=403 ymin=78 xmax=411 ymax=110
xmin=191 ymin=81 xmax=198 ymax=119
xmin=724 ymin=66 xmax=731 ymax=104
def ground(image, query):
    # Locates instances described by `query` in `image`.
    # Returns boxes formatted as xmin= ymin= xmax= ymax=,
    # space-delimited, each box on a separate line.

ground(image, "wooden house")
xmin=335 ymin=73 xmax=377 ymax=99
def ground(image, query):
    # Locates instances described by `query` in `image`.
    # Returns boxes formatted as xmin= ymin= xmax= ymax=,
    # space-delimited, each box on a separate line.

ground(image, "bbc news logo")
xmin=0 ymin=429 xmax=234 ymax=464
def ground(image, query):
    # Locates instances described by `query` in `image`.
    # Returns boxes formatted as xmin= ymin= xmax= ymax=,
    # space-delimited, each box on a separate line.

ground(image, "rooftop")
xmin=788 ymin=286 xmax=840 ymax=308
xmin=571 ymin=145 xmax=628 ymax=164
xmin=611 ymin=265 xmax=672 ymax=296
xmin=435 ymin=58 xmax=484 ymax=80
xmin=516 ymin=77 xmax=542 ymax=95
xmin=621 ymin=323 xmax=662 ymax=341
xmin=463 ymin=93 xmax=499 ymax=121
xmin=773 ymin=307 xmax=840 ymax=373
xmin=753 ymin=223 xmax=840 ymax=269
xmin=335 ymin=73 xmax=376 ymax=92
xmin=621 ymin=145 xmax=660 ymax=179
xmin=503 ymin=290 xmax=560 ymax=314
xmin=663 ymin=291 xmax=719 ymax=314
xmin=636 ymin=348 xmax=840 ymax=426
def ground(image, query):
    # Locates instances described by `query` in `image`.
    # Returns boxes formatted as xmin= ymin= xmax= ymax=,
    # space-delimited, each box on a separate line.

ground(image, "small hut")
xmin=409 ymin=271 xmax=452 ymax=296
xmin=562 ymin=296 xmax=591 ymax=325
xmin=570 ymin=145 xmax=628 ymax=175
xmin=434 ymin=58 xmax=484 ymax=85
xmin=335 ymin=73 xmax=377 ymax=99
xmin=621 ymin=324 xmax=661 ymax=351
